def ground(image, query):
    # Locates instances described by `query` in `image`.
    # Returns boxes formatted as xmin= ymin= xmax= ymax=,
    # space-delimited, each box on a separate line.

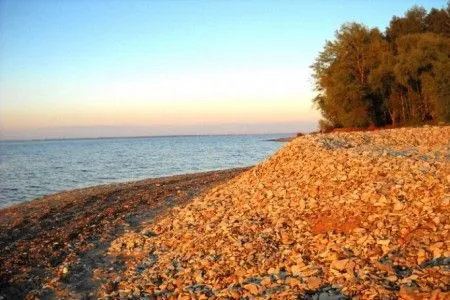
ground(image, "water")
xmin=0 ymin=134 xmax=289 ymax=207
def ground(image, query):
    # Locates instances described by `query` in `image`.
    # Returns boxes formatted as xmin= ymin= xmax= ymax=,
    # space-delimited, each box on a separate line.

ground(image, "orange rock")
xmin=243 ymin=283 xmax=260 ymax=295
xmin=305 ymin=277 xmax=322 ymax=290
xmin=330 ymin=259 xmax=355 ymax=272
xmin=280 ymin=231 xmax=294 ymax=245
xmin=430 ymin=290 xmax=450 ymax=300
xmin=286 ymin=277 xmax=302 ymax=287
xmin=399 ymin=287 xmax=422 ymax=300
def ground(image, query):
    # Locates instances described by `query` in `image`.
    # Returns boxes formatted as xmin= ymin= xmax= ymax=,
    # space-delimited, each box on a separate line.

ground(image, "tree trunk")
xmin=400 ymin=93 xmax=406 ymax=123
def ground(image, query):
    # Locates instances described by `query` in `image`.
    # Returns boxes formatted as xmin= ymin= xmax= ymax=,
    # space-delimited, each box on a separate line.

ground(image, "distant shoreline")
xmin=0 ymin=132 xmax=295 ymax=143
xmin=266 ymin=136 xmax=295 ymax=142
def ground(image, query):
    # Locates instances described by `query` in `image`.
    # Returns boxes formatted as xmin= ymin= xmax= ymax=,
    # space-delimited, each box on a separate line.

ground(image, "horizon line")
xmin=0 ymin=131 xmax=301 ymax=143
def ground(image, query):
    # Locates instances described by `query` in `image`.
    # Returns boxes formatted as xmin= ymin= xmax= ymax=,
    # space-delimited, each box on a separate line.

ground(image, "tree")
xmin=311 ymin=4 xmax=450 ymax=128
xmin=386 ymin=6 xmax=427 ymax=42
xmin=368 ymin=42 xmax=402 ymax=126
xmin=311 ymin=23 xmax=385 ymax=127
xmin=394 ymin=33 xmax=450 ymax=123
xmin=425 ymin=8 xmax=450 ymax=37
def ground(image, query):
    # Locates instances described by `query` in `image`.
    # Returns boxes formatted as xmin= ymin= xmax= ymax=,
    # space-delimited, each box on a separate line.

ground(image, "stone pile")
xmin=104 ymin=126 xmax=450 ymax=298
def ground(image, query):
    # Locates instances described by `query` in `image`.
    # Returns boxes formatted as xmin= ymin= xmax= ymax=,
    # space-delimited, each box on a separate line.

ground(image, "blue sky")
xmin=0 ymin=0 xmax=446 ymax=139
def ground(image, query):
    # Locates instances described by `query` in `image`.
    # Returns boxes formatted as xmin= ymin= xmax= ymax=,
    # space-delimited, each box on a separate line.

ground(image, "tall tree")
xmin=394 ymin=33 xmax=450 ymax=123
xmin=425 ymin=8 xmax=450 ymax=37
xmin=312 ymin=4 xmax=450 ymax=129
xmin=386 ymin=6 xmax=427 ymax=42
xmin=311 ymin=23 xmax=385 ymax=127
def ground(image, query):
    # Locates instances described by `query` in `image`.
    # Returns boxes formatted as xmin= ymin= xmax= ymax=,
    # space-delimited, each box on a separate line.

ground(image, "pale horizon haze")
xmin=0 ymin=0 xmax=445 ymax=140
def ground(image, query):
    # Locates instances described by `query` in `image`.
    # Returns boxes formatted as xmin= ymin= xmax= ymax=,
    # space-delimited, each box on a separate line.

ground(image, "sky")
xmin=0 ymin=0 xmax=446 ymax=139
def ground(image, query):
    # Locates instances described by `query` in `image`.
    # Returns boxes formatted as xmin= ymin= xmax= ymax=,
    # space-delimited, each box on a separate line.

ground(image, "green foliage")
xmin=312 ymin=5 xmax=450 ymax=128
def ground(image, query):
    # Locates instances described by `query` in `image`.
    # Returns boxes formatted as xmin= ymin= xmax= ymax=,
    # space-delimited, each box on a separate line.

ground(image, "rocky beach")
xmin=1 ymin=126 xmax=449 ymax=299
xmin=0 ymin=168 xmax=248 ymax=299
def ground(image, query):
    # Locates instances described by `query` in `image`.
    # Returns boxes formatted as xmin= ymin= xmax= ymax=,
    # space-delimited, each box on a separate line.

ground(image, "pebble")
xmin=305 ymin=277 xmax=322 ymax=290
xmin=387 ymin=275 xmax=398 ymax=282
xmin=330 ymin=259 xmax=354 ymax=272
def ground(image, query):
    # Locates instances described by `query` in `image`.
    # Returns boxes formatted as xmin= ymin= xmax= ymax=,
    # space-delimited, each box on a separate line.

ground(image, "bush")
xmin=318 ymin=119 xmax=335 ymax=133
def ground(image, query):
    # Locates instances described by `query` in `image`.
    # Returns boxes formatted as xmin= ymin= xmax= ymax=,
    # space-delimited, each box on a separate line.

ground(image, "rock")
xmin=141 ymin=229 xmax=157 ymax=237
xmin=417 ymin=249 xmax=427 ymax=264
xmin=330 ymin=259 xmax=355 ymax=272
xmin=429 ymin=242 xmax=443 ymax=258
xmin=374 ymin=195 xmax=388 ymax=207
xmin=419 ymin=257 xmax=450 ymax=268
xmin=393 ymin=265 xmax=412 ymax=278
xmin=104 ymin=280 xmax=119 ymax=294
xmin=243 ymin=283 xmax=260 ymax=295
xmin=291 ymin=265 xmax=302 ymax=276
xmin=305 ymin=277 xmax=322 ymax=290
xmin=377 ymin=239 xmax=390 ymax=246
xmin=260 ymin=276 xmax=272 ymax=286
xmin=399 ymin=287 xmax=421 ymax=300
xmin=301 ymin=266 xmax=320 ymax=277
xmin=286 ymin=277 xmax=301 ymax=287
xmin=280 ymin=231 xmax=294 ymax=245
xmin=386 ymin=275 xmax=398 ymax=282
xmin=301 ymin=285 xmax=349 ymax=300
xmin=393 ymin=202 xmax=404 ymax=211
xmin=298 ymin=198 xmax=306 ymax=211
xmin=339 ymin=175 xmax=348 ymax=181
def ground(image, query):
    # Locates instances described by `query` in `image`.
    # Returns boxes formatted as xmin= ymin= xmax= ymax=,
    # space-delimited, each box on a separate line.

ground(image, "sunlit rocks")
xmin=101 ymin=126 xmax=450 ymax=298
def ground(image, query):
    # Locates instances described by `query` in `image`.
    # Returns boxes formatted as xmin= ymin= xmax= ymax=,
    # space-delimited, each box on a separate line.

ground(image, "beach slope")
xmin=103 ymin=126 xmax=449 ymax=298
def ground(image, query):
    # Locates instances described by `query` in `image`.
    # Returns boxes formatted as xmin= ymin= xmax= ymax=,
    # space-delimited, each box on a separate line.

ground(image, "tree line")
xmin=311 ymin=4 xmax=450 ymax=129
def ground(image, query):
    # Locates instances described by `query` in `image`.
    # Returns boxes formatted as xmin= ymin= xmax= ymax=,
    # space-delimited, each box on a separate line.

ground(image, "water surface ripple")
xmin=0 ymin=134 xmax=288 ymax=207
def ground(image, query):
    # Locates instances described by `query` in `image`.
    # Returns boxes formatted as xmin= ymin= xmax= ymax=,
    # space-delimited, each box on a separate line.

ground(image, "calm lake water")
xmin=0 ymin=134 xmax=289 ymax=207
